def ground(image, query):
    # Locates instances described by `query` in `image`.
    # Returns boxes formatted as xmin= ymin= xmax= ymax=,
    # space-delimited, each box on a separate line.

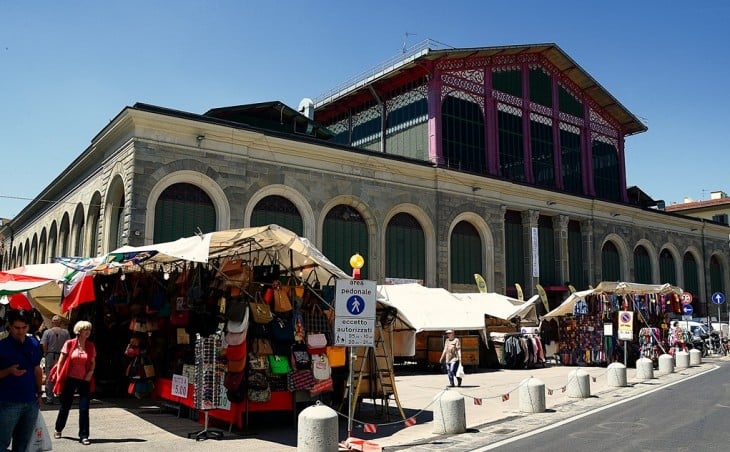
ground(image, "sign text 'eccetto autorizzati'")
xmin=334 ymin=279 xmax=376 ymax=347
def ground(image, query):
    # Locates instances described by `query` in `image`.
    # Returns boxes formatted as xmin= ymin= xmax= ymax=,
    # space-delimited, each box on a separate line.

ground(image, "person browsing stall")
xmin=40 ymin=314 xmax=70 ymax=404
xmin=53 ymin=320 xmax=96 ymax=446
xmin=0 ymin=309 xmax=44 ymax=452
xmin=439 ymin=329 xmax=462 ymax=387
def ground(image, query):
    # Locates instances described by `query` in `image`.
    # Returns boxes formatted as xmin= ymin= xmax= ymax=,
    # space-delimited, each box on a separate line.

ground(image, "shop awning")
xmin=542 ymin=281 xmax=683 ymax=319
xmin=453 ymin=292 xmax=540 ymax=324
xmin=105 ymin=224 xmax=350 ymax=282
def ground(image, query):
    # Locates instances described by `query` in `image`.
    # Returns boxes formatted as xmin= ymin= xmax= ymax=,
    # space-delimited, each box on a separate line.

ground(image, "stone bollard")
xmin=635 ymin=357 xmax=654 ymax=380
xmin=658 ymin=354 xmax=674 ymax=374
xmin=566 ymin=368 xmax=591 ymax=398
xmin=675 ymin=350 xmax=690 ymax=369
xmin=689 ymin=348 xmax=702 ymax=366
xmin=297 ymin=402 xmax=338 ymax=452
xmin=433 ymin=389 xmax=466 ymax=434
xmin=519 ymin=377 xmax=545 ymax=413
xmin=607 ymin=362 xmax=627 ymax=387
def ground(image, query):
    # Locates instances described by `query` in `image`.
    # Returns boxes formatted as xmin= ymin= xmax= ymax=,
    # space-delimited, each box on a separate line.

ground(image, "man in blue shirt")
xmin=0 ymin=309 xmax=44 ymax=451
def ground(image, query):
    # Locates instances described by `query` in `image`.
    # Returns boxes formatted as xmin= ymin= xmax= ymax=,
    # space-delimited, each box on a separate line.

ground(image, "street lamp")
xmin=349 ymin=253 xmax=364 ymax=280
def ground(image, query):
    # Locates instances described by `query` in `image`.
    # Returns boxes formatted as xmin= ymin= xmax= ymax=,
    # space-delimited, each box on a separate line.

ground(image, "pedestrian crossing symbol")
xmin=346 ymin=295 xmax=365 ymax=315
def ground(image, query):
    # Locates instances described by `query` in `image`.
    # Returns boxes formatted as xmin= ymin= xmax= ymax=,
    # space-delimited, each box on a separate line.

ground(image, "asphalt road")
xmin=478 ymin=361 xmax=730 ymax=452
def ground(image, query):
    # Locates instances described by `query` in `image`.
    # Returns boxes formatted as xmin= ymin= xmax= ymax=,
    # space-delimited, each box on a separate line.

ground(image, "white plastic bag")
xmin=456 ymin=363 xmax=465 ymax=378
xmin=26 ymin=410 xmax=52 ymax=452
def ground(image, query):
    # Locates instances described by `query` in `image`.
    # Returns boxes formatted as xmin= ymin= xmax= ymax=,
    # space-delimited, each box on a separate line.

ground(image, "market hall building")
xmin=1 ymin=42 xmax=729 ymax=317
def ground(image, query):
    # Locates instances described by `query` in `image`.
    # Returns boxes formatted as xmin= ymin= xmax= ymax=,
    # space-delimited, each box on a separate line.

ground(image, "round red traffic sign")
xmin=680 ymin=292 xmax=693 ymax=305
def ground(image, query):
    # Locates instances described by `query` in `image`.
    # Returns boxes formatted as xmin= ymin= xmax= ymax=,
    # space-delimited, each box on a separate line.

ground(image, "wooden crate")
xmin=460 ymin=335 xmax=480 ymax=366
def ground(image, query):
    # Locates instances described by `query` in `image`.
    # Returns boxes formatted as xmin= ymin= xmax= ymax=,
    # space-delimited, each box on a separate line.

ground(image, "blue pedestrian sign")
xmin=711 ymin=292 xmax=726 ymax=305
xmin=682 ymin=304 xmax=694 ymax=316
xmin=346 ymin=295 xmax=366 ymax=315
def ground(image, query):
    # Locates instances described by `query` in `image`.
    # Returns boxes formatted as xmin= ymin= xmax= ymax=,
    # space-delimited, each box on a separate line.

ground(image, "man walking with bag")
xmin=0 ymin=309 xmax=44 ymax=451
xmin=40 ymin=314 xmax=69 ymax=403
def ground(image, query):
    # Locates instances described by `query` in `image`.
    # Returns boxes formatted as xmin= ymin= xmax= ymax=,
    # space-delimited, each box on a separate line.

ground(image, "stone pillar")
xmin=689 ymin=348 xmax=702 ymax=366
xmin=607 ymin=362 xmax=627 ymax=387
xmin=658 ymin=354 xmax=674 ymax=374
xmin=566 ymin=368 xmax=591 ymax=398
xmin=635 ymin=357 xmax=654 ymax=380
xmin=297 ymin=402 xmax=338 ymax=452
xmin=675 ymin=350 xmax=690 ymax=369
xmin=519 ymin=377 xmax=545 ymax=413
xmin=433 ymin=390 xmax=466 ymax=434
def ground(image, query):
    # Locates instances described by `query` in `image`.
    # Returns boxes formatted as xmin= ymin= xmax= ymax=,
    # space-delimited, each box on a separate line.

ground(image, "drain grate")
xmin=492 ymin=428 xmax=516 ymax=435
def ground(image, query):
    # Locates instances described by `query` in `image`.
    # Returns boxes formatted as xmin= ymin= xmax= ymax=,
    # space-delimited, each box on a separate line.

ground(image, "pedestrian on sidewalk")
xmin=439 ymin=329 xmax=462 ymax=387
xmin=0 ymin=309 xmax=44 ymax=452
xmin=40 ymin=315 xmax=70 ymax=404
xmin=53 ymin=320 xmax=96 ymax=446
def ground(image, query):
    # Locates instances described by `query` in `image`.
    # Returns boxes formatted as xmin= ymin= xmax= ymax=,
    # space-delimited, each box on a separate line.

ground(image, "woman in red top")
xmin=53 ymin=320 xmax=96 ymax=446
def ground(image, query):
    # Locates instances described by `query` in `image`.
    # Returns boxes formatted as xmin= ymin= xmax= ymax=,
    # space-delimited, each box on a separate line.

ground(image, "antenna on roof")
xmin=402 ymin=32 xmax=417 ymax=53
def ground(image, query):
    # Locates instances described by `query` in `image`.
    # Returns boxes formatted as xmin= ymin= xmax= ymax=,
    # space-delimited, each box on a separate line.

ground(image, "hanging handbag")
xmin=251 ymin=337 xmax=273 ymax=356
xmin=306 ymin=332 xmax=327 ymax=351
xmin=273 ymin=280 xmax=293 ymax=313
xmin=312 ymin=353 xmax=331 ymax=380
xmin=248 ymin=386 xmax=272 ymax=403
xmin=224 ymin=371 xmax=245 ymax=391
xmin=225 ymin=330 xmax=246 ymax=346
xmin=249 ymin=293 xmax=274 ymax=324
xmin=252 ymin=254 xmax=280 ymax=284
xmin=248 ymin=353 xmax=270 ymax=371
xmin=287 ymin=369 xmax=315 ymax=391
xmin=303 ymin=304 xmax=330 ymax=338
xmin=225 ymin=341 xmax=247 ymax=361
xmin=321 ymin=275 xmax=337 ymax=304
xmin=227 ymin=356 xmax=246 ymax=373
xmin=271 ymin=315 xmax=294 ymax=343
xmin=326 ymin=345 xmax=346 ymax=368
xmin=227 ymin=300 xmax=247 ymax=322
xmin=309 ymin=377 xmax=333 ymax=396
xmin=290 ymin=342 xmax=311 ymax=370
xmin=268 ymin=354 xmax=292 ymax=375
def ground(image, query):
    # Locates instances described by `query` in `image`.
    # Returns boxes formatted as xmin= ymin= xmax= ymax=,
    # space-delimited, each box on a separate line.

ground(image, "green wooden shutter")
xmin=710 ymin=255 xmax=724 ymax=295
xmin=250 ymin=195 xmax=304 ymax=236
xmin=592 ymin=141 xmax=620 ymax=201
xmin=385 ymin=213 xmax=425 ymax=281
xmin=659 ymin=249 xmax=677 ymax=285
xmin=154 ymin=183 xmax=216 ymax=243
xmin=568 ymin=221 xmax=584 ymax=289
xmin=683 ymin=253 xmax=700 ymax=296
xmin=601 ymin=242 xmax=621 ymax=281
xmin=504 ymin=211 xmax=524 ymax=285
xmin=441 ymin=96 xmax=486 ymax=174
xmin=538 ymin=216 xmax=556 ymax=285
xmin=634 ymin=246 xmax=652 ymax=284
xmin=323 ymin=205 xmax=369 ymax=279
xmin=450 ymin=221 xmax=482 ymax=284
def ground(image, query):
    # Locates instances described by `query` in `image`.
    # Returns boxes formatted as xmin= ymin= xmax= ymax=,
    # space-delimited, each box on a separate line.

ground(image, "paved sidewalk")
xmin=38 ymin=356 xmax=725 ymax=451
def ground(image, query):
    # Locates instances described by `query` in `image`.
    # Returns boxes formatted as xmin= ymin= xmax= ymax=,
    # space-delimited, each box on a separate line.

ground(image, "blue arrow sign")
xmin=711 ymin=292 xmax=726 ymax=305
xmin=682 ymin=304 xmax=694 ymax=315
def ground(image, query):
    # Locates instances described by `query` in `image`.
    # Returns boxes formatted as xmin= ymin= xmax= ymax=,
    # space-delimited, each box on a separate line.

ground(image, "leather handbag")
xmin=307 ymin=332 xmax=327 ymax=350
xmin=252 ymin=255 xmax=280 ymax=284
xmin=273 ymin=281 xmax=293 ymax=313
xmin=227 ymin=356 xmax=246 ymax=373
xmin=287 ymin=369 xmax=315 ymax=391
xmin=312 ymin=353 xmax=331 ymax=380
xmin=248 ymin=353 xmax=269 ymax=371
xmin=225 ymin=330 xmax=246 ymax=346
xmin=309 ymin=377 xmax=333 ymax=396
xmin=326 ymin=345 xmax=346 ymax=368
xmin=251 ymin=337 xmax=273 ymax=356
xmin=225 ymin=342 xmax=247 ymax=361
xmin=224 ymin=371 xmax=245 ymax=391
xmin=249 ymin=293 xmax=274 ymax=324
xmin=268 ymin=355 xmax=292 ymax=375
xmin=271 ymin=315 xmax=294 ymax=343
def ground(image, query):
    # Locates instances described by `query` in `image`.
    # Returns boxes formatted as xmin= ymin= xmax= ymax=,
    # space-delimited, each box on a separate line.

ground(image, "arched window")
xmin=441 ymin=96 xmax=486 ymax=173
xmin=560 ymin=126 xmax=583 ymax=194
xmin=498 ymin=107 xmax=524 ymax=181
xmin=323 ymin=205 xmax=369 ymax=279
xmin=683 ymin=253 xmax=699 ymax=298
xmin=634 ymin=246 xmax=652 ymax=284
xmin=601 ymin=241 xmax=621 ymax=281
xmin=154 ymin=183 xmax=216 ymax=243
xmin=659 ymin=249 xmax=676 ymax=285
xmin=710 ymin=255 xmax=724 ymax=296
xmin=450 ymin=221 xmax=482 ymax=284
xmin=250 ymin=195 xmax=303 ymax=236
xmin=385 ymin=213 xmax=425 ymax=281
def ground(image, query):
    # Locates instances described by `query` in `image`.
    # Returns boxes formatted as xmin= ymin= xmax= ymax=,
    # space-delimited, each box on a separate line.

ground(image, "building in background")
xmin=1 ymin=42 xmax=728 ymax=316
xmin=665 ymin=191 xmax=730 ymax=225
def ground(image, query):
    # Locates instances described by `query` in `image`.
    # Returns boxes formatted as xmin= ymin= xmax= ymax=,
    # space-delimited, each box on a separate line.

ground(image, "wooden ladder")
xmin=350 ymin=321 xmax=406 ymax=421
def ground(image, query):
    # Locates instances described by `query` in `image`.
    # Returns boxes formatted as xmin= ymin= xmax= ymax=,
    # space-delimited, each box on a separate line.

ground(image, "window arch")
xmin=38 ymin=229 xmax=47 ymax=264
xmin=105 ymin=175 xmax=126 ymax=252
xmin=450 ymin=221 xmax=482 ymax=284
xmin=710 ymin=254 xmax=724 ymax=296
xmin=86 ymin=192 xmax=102 ymax=257
xmin=251 ymin=195 xmax=304 ymax=236
xmin=683 ymin=252 xmax=700 ymax=299
xmin=323 ymin=205 xmax=369 ymax=279
xmin=441 ymin=96 xmax=486 ymax=173
xmin=71 ymin=203 xmax=85 ymax=256
xmin=153 ymin=183 xmax=216 ymax=243
xmin=601 ymin=241 xmax=621 ymax=281
xmin=634 ymin=245 xmax=652 ymax=284
xmin=385 ymin=213 xmax=425 ymax=281
xmin=58 ymin=214 xmax=70 ymax=257
xmin=48 ymin=222 xmax=58 ymax=261
xmin=659 ymin=249 xmax=677 ymax=285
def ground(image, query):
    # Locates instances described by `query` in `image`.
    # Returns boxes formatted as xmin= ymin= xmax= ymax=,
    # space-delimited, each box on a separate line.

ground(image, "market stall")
xmin=82 ymin=225 xmax=351 ymax=430
xmin=542 ymin=282 xmax=683 ymax=366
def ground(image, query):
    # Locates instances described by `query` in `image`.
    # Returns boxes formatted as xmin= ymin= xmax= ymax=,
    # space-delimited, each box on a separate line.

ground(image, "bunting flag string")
xmin=404 ymin=417 xmax=417 ymax=428
xmin=473 ymin=398 xmax=482 ymax=405
xmin=501 ymin=393 xmax=510 ymax=402
xmin=363 ymin=423 xmax=377 ymax=433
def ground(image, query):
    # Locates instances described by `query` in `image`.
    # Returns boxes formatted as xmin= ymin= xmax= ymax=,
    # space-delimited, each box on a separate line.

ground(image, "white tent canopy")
xmin=106 ymin=225 xmax=350 ymax=281
xmin=543 ymin=281 xmax=683 ymax=319
xmin=377 ymin=283 xmax=482 ymax=332
xmin=453 ymin=292 xmax=540 ymax=324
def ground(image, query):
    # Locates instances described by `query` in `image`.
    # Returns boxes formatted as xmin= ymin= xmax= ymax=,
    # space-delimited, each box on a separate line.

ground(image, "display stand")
xmin=187 ymin=333 xmax=225 ymax=441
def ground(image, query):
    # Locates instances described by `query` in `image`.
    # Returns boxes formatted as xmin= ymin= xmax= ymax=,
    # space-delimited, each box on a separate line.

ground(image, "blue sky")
xmin=1 ymin=1 xmax=729 ymax=218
